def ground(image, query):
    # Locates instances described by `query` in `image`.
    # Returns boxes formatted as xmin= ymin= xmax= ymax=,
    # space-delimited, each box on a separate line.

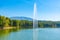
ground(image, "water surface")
xmin=0 ymin=28 xmax=60 ymax=40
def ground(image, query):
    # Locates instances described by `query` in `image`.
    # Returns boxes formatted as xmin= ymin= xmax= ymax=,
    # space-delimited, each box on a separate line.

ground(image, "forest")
xmin=0 ymin=15 xmax=60 ymax=30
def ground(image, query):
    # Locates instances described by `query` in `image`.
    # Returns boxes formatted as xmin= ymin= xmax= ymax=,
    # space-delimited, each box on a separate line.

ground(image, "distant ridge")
xmin=10 ymin=17 xmax=33 ymax=21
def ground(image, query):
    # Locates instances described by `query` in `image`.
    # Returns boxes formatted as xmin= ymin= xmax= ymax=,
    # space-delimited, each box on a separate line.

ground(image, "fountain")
xmin=33 ymin=2 xmax=38 ymax=40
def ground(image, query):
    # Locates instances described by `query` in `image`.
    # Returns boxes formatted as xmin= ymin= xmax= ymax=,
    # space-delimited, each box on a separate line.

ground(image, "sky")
xmin=0 ymin=0 xmax=60 ymax=21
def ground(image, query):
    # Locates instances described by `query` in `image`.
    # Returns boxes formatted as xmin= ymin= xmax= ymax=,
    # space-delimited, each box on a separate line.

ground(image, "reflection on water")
xmin=0 ymin=28 xmax=20 ymax=40
xmin=0 ymin=28 xmax=60 ymax=40
xmin=38 ymin=28 xmax=60 ymax=40
xmin=0 ymin=28 xmax=33 ymax=40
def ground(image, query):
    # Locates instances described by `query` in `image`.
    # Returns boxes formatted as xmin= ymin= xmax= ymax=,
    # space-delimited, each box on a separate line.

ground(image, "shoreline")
xmin=0 ymin=27 xmax=17 ymax=30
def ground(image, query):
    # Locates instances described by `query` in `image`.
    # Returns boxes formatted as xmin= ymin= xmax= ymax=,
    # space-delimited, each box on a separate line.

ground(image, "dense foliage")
xmin=0 ymin=16 xmax=33 ymax=29
xmin=0 ymin=16 xmax=60 ymax=29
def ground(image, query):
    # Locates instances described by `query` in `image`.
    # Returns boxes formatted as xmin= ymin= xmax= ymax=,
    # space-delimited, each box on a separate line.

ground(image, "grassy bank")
xmin=0 ymin=27 xmax=18 ymax=30
xmin=3 ymin=27 xmax=17 ymax=30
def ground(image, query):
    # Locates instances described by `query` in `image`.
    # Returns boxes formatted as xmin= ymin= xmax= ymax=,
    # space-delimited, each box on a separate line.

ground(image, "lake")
xmin=0 ymin=28 xmax=60 ymax=40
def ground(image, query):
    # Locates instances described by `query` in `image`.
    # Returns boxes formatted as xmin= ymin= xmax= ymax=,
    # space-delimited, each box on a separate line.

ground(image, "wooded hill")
xmin=0 ymin=15 xmax=60 ymax=29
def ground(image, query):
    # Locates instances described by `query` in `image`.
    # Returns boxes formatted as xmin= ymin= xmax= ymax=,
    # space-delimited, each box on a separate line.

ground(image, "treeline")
xmin=0 ymin=16 xmax=60 ymax=29
xmin=38 ymin=21 xmax=60 ymax=28
xmin=0 ymin=16 xmax=33 ymax=29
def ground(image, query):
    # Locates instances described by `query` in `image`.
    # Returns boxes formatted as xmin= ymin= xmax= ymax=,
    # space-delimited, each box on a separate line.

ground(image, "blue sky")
xmin=0 ymin=0 xmax=60 ymax=21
